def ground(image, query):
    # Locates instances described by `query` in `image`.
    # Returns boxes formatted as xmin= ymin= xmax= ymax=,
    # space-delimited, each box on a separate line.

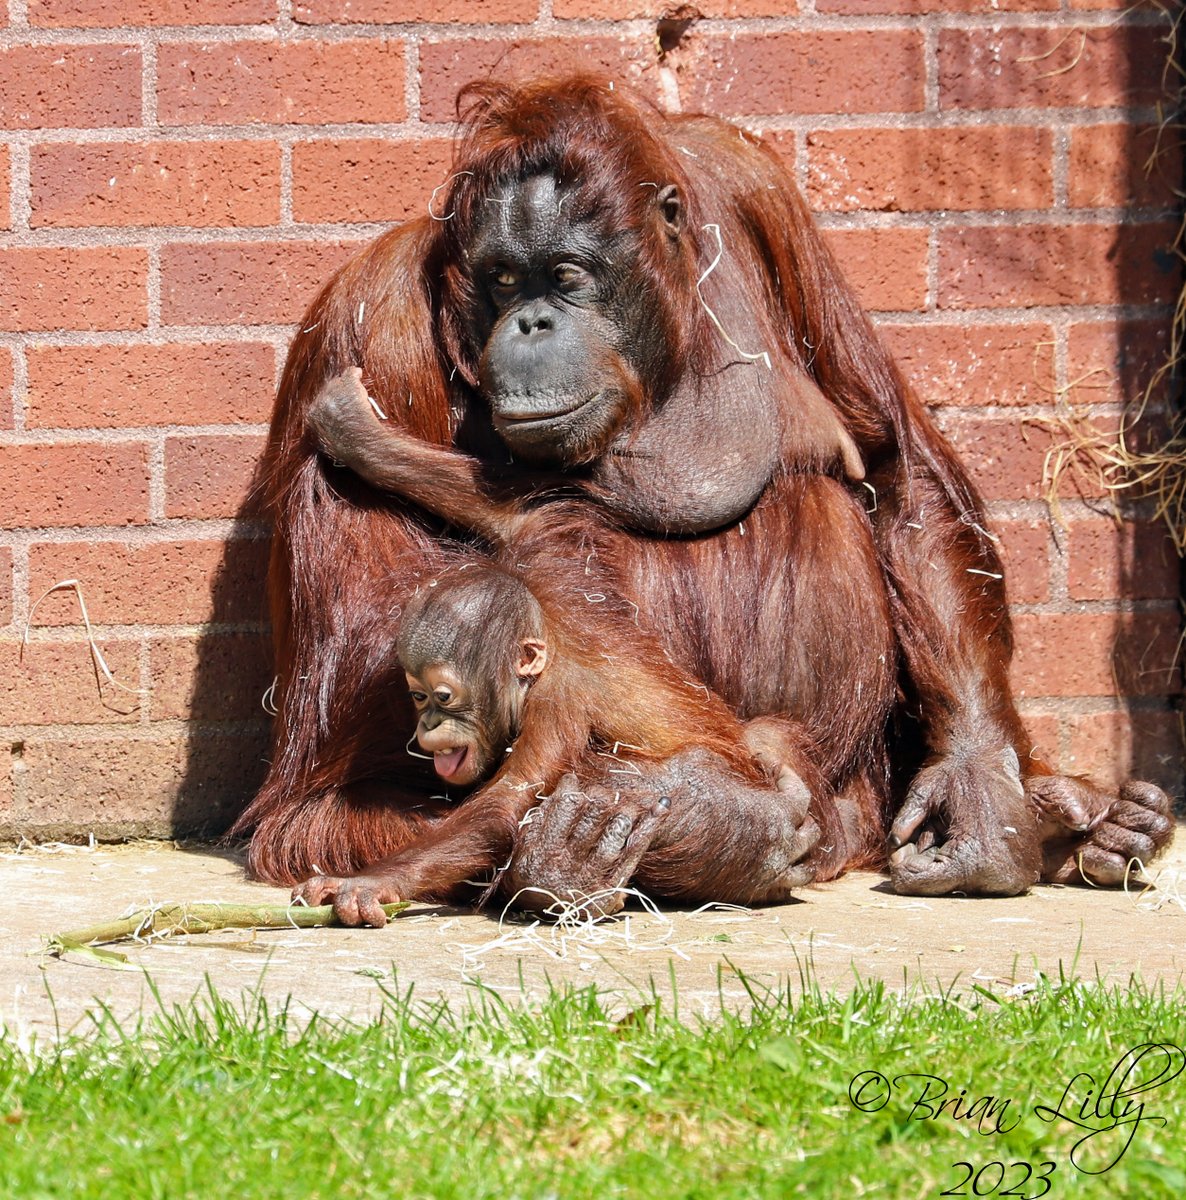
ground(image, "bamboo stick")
xmin=46 ymin=900 xmax=410 ymax=953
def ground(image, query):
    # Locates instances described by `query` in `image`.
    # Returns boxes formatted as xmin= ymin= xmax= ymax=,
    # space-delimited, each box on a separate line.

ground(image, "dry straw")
xmin=1037 ymin=3 xmax=1186 ymax=551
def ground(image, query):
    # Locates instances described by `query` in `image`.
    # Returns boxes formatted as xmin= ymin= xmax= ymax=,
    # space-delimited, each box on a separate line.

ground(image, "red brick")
xmin=996 ymin=518 xmax=1051 ymax=605
xmin=0 ymin=547 xmax=12 ymax=627
xmin=292 ymin=138 xmax=452 ymax=224
xmin=29 ymin=0 xmax=273 ymax=24
xmin=28 ymin=539 xmax=270 ymax=627
xmin=0 ymin=347 xmax=12 ymax=430
xmin=808 ymin=127 xmax=1053 ymax=213
xmin=26 ymin=343 xmax=276 ymax=429
xmin=159 ymin=239 xmax=358 ymax=326
xmin=0 ymin=443 xmax=150 ymax=528
xmin=31 ymin=142 xmax=282 ymax=229
xmin=0 ymin=247 xmax=147 ymax=332
xmin=1012 ymin=612 xmax=1181 ymax=699
xmin=11 ymin=732 xmax=269 ymax=837
xmin=933 ymin=415 xmax=1052 ymax=503
xmin=176 ymin=731 xmax=271 ymax=835
xmin=554 ymin=0 xmax=796 ymax=13
xmin=939 ymin=26 xmax=1165 ymax=111
xmin=1066 ymin=518 xmax=1179 ymax=602
xmin=938 ymin=223 xmax=1179 ymax=310
xmin=821 ymin=227 xmax=928 ymax=312
xmin=0 ymin=144 xmax=9 ymax=229
xmin=1065 ymin=708 xmax=1182 ymax=795
xmin=149 ymin=632 xmax=274 ymax=721
xmin=1020 ymin=713 xmax=1061 ymax=770
xmin=821 ymin=0 xmax=1051 ymax=8
xmin=880 ymin=321 xmax=1055 ymax=408
xmin=0 ymin=44 xmax=140 ymax=129
xmin=297 ymin=0 xmax=536 ymax=18
xmin=418 ymin=39 xmax=654 ymax=122
xmin=165 ymin=433 xmax=266 ymax=519
xmin=821 ymin=0 xmax=1056 ymax=9
xmin=0 ymin=639 xmax=141 ymax=725
xmin=1065 ymin=319 xmax=1170 ymax=407
xmin=688 ymin=32 xmax=925 ymax=116
xmin=1068 ymin=124 xmax=1182 ymax=210
xmin=760 ymin=130 xmax=798 ymax=176
xmin=157 ymin=40 xmax=406 ymax=127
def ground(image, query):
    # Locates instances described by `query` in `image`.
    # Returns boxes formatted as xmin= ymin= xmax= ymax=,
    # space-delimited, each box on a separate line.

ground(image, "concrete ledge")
xmin=4 ymin=828 xmax=1184 ymax=1041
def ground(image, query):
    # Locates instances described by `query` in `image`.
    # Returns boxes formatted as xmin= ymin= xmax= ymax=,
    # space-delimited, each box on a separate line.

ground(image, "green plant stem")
xmin=46 ymin=900 xmax=410 ymax=952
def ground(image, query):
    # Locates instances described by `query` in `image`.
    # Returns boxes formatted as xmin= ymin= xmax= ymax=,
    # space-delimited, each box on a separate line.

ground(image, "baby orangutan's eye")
xmin=433 ymin=687 xmax=453 ymax=705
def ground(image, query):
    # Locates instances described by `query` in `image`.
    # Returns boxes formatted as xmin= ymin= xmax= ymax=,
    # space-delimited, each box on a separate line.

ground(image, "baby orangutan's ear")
xmin=517 ymin=638 xmax=548 ymax=678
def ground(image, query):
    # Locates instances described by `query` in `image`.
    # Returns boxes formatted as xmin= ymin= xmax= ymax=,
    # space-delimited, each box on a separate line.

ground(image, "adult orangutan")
xmin=231 ymin=75 xmax=1172 ymax=919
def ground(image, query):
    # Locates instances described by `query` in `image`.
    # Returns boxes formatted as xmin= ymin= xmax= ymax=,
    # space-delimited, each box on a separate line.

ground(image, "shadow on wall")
xmin=171 ymin=467 xmax=273 ymax=842
xmin=1105 ymin=15 xmax=1183 ymax=800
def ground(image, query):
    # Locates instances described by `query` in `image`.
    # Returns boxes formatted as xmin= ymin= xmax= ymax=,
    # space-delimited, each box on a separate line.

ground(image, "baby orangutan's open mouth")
xmin=432 ymin=747 xmax=468 ymax=780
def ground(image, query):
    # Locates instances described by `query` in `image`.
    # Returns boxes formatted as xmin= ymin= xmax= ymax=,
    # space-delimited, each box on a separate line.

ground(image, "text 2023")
xmin=941 ymin=1161 xmax=1055 ymax=1197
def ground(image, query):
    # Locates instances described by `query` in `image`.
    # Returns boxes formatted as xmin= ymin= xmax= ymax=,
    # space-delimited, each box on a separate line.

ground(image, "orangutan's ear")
xmin=517 ymin=638 xmax=548 ymax=678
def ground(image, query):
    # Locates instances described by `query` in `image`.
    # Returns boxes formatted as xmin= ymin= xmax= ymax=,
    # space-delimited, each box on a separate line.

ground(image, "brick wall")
xmin=0 ymin=0 xmax=1180 ymax=842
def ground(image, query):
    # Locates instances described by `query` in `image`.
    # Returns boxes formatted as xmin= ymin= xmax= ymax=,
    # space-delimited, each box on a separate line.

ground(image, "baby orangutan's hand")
xmin=292 ymin=869 xmax=405 ymax=928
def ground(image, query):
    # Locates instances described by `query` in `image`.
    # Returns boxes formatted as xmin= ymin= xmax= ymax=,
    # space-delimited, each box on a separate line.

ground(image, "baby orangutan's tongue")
xmin=433 ymin=747 xmax=467 ymax=779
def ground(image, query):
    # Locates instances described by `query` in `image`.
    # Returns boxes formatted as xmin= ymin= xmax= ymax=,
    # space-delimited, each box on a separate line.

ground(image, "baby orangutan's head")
xmin=398 ymin=566 xmax=548 ymax=787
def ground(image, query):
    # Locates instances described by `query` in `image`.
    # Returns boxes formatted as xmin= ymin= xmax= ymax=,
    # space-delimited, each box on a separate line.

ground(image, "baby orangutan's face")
xmin=406 ymin=664 xmax=495 ymax=787
xmin=405 ymin=638 xmax=547 ymax=788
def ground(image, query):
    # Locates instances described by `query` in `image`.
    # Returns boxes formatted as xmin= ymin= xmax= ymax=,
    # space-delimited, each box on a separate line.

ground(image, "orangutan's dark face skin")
xmin=470 ymin=173 xmax=680 ymax=466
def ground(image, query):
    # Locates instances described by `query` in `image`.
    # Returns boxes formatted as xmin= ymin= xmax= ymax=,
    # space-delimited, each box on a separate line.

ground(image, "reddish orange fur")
xmin=235 ymin=74 xmax=1172 ymax=902
xmin=230 ymin=79 xmax=909 ymax=885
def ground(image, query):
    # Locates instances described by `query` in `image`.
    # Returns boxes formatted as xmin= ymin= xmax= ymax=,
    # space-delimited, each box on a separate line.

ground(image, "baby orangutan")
xmin=295 ymin=547 xmax=838 ymax=924
xmin=402 ymin=560 xmax=829 ymax=808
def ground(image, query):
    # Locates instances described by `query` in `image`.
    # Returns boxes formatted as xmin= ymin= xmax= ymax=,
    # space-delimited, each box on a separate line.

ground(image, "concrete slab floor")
xmin=3 ymin=827 xmax=1184 ymax=1042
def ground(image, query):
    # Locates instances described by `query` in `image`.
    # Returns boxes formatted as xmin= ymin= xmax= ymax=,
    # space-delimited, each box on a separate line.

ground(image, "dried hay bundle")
xmin=1038 ymin=3 xmax=1186 ymax=551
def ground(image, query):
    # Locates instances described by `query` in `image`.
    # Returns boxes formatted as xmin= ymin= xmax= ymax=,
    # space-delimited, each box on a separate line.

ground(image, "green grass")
xmin=2 ymin=972 xmax=1184 ymax=1199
